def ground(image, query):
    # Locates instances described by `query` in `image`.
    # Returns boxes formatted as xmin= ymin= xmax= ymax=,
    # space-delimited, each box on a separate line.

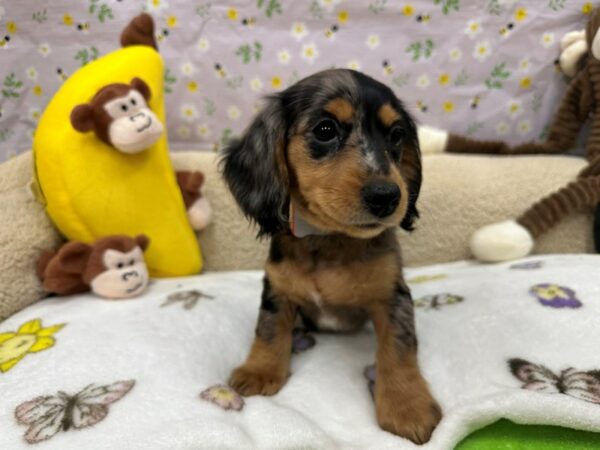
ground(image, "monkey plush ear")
xmin=135 ymin=234 xmax=150 ymax=251
xmin=70 ymin=104 xmax=95 ymax=133
xmin=131 ymin=77 xmax=151 ymax=101
xmin=57 ymin=242 xmax=93 ymax=274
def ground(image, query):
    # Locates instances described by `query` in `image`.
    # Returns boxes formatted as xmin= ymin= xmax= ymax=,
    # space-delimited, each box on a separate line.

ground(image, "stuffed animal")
xmin=37 ymin=235 xmax=150 ymax=299
xmin=33 ymin=14 xmax=209 ymax=277
xmin=418 ymin=8 xmax=600 ymax=262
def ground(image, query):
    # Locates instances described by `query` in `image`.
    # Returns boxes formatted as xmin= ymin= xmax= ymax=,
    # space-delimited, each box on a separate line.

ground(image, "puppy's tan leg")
xmin=229 ymin=277 xmax=297 ymax=396
xmin=369 ymin=283 xmax=441 ymax=444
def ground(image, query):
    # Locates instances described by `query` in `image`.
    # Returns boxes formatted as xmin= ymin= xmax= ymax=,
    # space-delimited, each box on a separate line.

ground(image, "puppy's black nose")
xmin=361 ymin=181 xmax=400 ymax=218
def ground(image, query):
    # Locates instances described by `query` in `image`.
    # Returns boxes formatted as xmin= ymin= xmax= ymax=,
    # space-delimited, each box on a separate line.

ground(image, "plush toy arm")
xmin=176 ymin=171 xmax=212 ymax=231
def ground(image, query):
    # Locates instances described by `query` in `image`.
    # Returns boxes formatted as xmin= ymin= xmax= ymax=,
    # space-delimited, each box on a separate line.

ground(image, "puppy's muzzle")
xmin=361 ymin=181 xmax=400 ymax=218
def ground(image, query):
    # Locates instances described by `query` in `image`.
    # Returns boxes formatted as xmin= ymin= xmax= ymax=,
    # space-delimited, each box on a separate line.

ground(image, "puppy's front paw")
xmin=229 ymin=365 xmax=287 ymax=396
xmin=376 ymin=388 xmax=442 ymax=444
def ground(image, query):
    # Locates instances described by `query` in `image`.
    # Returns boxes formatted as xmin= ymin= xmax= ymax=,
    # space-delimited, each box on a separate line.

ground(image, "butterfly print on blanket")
xmin=161 ymin=289 xmax=214 ymax=309
xmin=509 ymin=358 xmax=600 ymax=405
xmin=15 ymin=379 xmax=135 ymax=444
xmin=413 ymin=293 xmax=464 ymax=310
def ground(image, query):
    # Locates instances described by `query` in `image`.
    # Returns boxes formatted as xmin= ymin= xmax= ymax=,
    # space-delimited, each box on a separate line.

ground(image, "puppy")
xmin=222 ymin=69 xmax=441 ymax=444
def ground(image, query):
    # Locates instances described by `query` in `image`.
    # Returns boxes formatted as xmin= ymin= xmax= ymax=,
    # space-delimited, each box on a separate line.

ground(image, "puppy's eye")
xmin=117 ymin=262 xmax=124 ymax=269
xmin=130 ymin=98 xmax=137 ymax=106
xmin=129 ymin=259 xmax=135 ymax=266
xmin=389 ymin=126 xmax=405 ymax=145
xmin=121 ymin=104 xmax=129 ymax=112
xmin=312 ymin=119 xmax=338 ymax=143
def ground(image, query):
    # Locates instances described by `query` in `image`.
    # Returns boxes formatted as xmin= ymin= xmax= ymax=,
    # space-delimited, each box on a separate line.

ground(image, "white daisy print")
xmin=416 ymin=74 xmax=430 ymax=89
xmin=278 ymin=50 xmax=291 ymax=65
xmin=227 ymin=106 xmax=241 ymax=120
xmin=38 ymin=43 xmax=51 ymax=57
xmin=318 ymin=0 xmax=341 ymax=11
xmin=291 ymin=22 xmax=308 ymax=41
xmin=496 ymin=121 xmax=510 ymax=135
xmin=507 ymin=99 xmax=523 ymax=118
xmin=181 ymin=62 xmax=195 ymax=77
xmin=366 ymin=35 xmax=380 ymax=49
xmin=146 ymin=0 xmax=169 ymax=12
xmin=198 ymin=38 xmax=210 ymax=52
xmin=517 ymin=119 xmax=532 ymax=136
xmin=29 ymin=107 xmax=41 ymax=122
xmin=473 ymin=40 xmax=492 ymax=61
xmin=449 ymin=48 xmax=462 ymax=62
xmin=26 ymin=67 xmax=38 ymax=81
xmin=177 ymin=125 xmax=191 ymax=138
xmin=347 ymin=59 xmax=361 ymax=70
xmin=301 ymin=43 xmax=319 ymax=64
xmin=180 ymin=104 xmax=198 ymax=122
xmin=250 ymin=77 xmax=263 ymax=92
xmin=464 ymin=19 xmax=483 ymax=38
xmin=541 ymin=32 xmax=555 ymax=48
xmin=197 ymin=124 xmax=211 ymax=138
xmin=518 ymin=57 xmax=531 ymax=73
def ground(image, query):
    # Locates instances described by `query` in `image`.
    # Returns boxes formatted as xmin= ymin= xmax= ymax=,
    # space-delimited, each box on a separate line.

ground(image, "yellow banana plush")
xmin=33 ymin=17 xmax=201 ymax=277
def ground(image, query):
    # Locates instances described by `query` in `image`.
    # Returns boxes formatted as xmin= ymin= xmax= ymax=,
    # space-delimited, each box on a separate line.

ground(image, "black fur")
xmin=221 ymin=68 xmax=422 ymax=236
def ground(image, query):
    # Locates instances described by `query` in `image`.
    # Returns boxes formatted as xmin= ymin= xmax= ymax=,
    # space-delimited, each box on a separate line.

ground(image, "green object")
xmin=456 ymin=419 xmax=600 ymax=450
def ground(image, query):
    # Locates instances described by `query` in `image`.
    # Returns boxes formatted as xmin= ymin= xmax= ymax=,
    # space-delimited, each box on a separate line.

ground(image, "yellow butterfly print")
xmin=0 ymin=319 xmax=65 ymax=373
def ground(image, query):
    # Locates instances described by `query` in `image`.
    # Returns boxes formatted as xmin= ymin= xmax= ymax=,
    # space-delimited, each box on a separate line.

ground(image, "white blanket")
xmin=1 ymin=254 xmax=600 ymax=449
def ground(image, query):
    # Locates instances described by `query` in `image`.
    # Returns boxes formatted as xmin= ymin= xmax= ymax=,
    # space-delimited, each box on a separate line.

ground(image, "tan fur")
xmin=324 ymin=98 xmax=354 ymax=123
xmin=368 ymin=301 xmax=441 ymax=444
xmin=229 ymin=301 xmax=297 ymax=396
xmin=286 ymin=136 xmax=408 ymax=238
xmin=378 ymin=103 xmax=400 ymax=127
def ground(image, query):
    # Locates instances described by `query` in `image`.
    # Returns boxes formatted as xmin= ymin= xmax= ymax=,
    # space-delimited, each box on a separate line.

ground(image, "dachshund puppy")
xmin=222 ymin=69 xmax=441 ymax=444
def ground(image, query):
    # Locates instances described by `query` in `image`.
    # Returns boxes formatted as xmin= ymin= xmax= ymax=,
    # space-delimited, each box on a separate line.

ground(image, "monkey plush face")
xmin=89 ymin=244 xmax=148 ymax=298
xmin=71 ymin=77 xmax=164 ymax=154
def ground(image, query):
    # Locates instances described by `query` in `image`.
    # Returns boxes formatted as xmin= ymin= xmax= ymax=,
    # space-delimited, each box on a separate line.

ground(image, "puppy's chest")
xmin=266 ymin=250 xmax=398 ymax=306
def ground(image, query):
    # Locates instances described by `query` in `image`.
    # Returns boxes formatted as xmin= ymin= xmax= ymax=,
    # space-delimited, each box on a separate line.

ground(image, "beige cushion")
xmin=0 ymin=150 xmax=592 ymax=320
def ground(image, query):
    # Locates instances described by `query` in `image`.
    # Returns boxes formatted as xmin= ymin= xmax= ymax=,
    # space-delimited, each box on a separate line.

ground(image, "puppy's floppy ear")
xmin=398 ymin=110 xmax=422 ymax=231
xmin=57 ymin=242 xmax=93 ymax=274
xmin=221 ymin=95 xmax=289 ymax=237
xmin=131 ymin=77 xmax=151 ymax=101
xmin=135 ymin=234 xmax=150 ymax=251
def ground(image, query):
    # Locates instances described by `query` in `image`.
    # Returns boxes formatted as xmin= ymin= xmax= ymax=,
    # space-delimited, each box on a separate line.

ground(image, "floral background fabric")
xmin=0 ymin=0 xmax=595 ymax=160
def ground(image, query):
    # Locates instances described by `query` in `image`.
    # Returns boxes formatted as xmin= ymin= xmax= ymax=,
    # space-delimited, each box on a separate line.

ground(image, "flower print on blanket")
xmin=529 ymin=283 xmax=582 ymax=308
xmin=414 ymin=293 xmax=464 ymax=310
xmin=0 ymin=319 xmax=65 ymax=373
xmin=292 ymin=329 xmax=316 ymax=354
xmin=407 ymin=274 xmax=447 ymax=284
xmin=200 ymin=385 xmax=244 ymax=411
xmin=161 ymin=289 xmax=214 ymax=309
xmin=510 ymin=260 xmax=543 ymax=270
xmin=509 ymin=358 xmax=600 ymax=404
xmin=15 ymin=379 xmax=135 ymax=444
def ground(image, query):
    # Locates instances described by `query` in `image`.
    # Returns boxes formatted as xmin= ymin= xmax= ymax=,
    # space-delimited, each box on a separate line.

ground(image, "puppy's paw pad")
xmin=228 ymin=366 xmax=286 ymax=396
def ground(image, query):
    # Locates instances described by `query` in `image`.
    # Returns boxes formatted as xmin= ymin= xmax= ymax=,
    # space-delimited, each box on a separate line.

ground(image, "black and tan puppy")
xmin=222 ymin=69 xmax=440 ymax=444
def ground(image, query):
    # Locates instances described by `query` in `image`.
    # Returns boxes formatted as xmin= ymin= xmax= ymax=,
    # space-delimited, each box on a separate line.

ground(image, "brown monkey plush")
xmin=418 ymin=7 xmax=600 ymax=262
xmin=37 ymin=235 xmax=150 ymax=299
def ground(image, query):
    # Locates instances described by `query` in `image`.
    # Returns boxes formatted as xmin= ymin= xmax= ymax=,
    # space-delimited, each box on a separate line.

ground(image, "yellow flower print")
xmin=407 ymin=274 xmax=447 ymax=284
xmin=187 ymin=81 xmax=199 ymax=93
xmin=583 ymin=2 xmax=593 ymax=14
xmin=7 ymin=21 xmax=17 ymax=33
xmin=33 ymin=85 xmax=43 ymax=96
xmin=532 ymin=285 xmax=568 ymax=301
xmin=514 ymin=7 xmax=527 ymax=22
xmin=443 ymin=101 xmax=455 ymax=113
xmin=337 ymin=10 xmax=349 ymax=24
xmin=167 ymin=15 xmax=178 ymax=28
xmin=519 ymin=76 xmax=532 ymax=89
xmin=62 ymin=14 xmax=74 ymax=26
xmin=226 ymin=8 xmax=238 ymax=21
xmin=402 ymin=5 xmax=414 ymax=16
xmin=438 ymin=73 xmax=451 ymax=86
xmin=0 ymin=319 xmax=65 ymax=373
xmin=271 ymin=76 xmax=282 ymax=90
